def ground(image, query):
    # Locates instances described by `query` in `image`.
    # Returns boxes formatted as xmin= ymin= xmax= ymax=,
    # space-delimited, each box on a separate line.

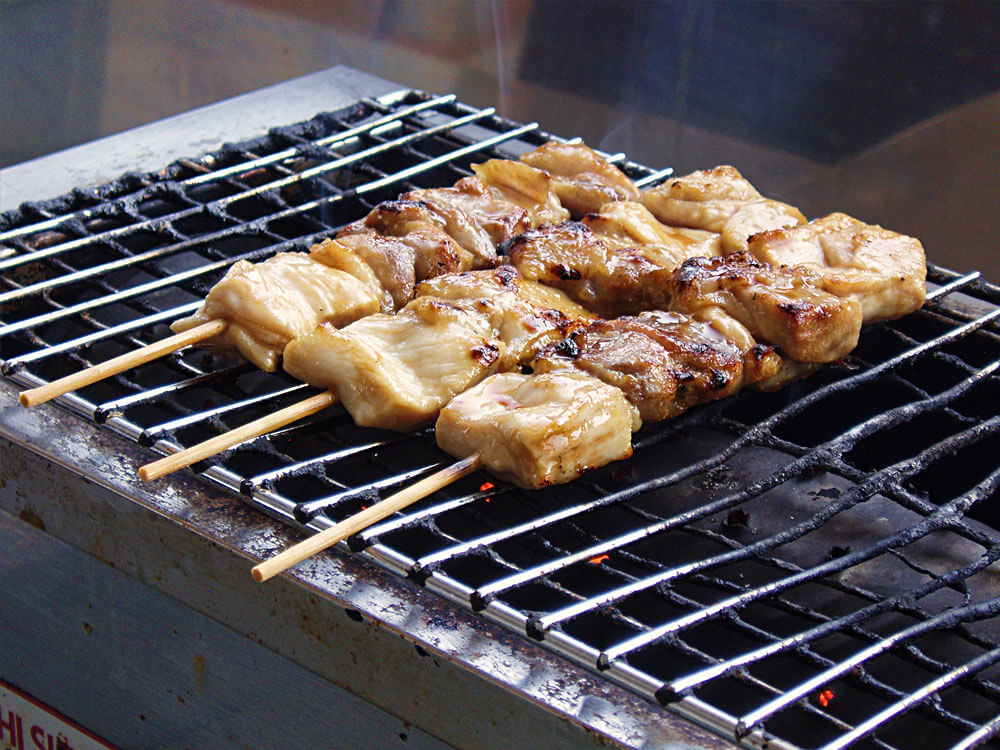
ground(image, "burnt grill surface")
xmin=2 ymin=90 xmax=1000 ymax=750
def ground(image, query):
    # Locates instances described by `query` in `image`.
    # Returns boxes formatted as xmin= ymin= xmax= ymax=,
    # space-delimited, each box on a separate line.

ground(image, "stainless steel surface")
xmin=0 ymin=68 xmax=732 ymax=749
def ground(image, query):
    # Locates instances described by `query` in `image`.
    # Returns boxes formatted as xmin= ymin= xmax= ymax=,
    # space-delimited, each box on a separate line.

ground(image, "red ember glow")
xmin=589 ymin=554 xmax=610 ymax=564
xmin=818 ymin=689 xmax=835 ymax=708
xmin=479 ymin=482 xmax=495 ymax=491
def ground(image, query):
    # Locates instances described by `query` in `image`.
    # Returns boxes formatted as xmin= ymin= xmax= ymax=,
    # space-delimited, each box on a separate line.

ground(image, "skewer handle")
xmin=18 ymin=319 xmax=227 ymax=407
xmin=252 ymin=452 xmax=483 ymax=582
xmin=138 ymin=390 xmax=339 ymax=482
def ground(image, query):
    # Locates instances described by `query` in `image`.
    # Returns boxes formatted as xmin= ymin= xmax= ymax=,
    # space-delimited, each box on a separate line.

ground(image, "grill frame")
xmin=3 ymin=71 xmax=1000 ymax=750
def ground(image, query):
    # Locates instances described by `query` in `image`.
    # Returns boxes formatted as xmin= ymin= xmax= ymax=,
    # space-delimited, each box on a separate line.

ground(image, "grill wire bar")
xmin=3 ymin=89 xmax=1000 ymax=750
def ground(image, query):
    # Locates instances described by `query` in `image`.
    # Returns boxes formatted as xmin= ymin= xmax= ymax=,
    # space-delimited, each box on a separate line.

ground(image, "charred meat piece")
xmin=338 ymin=200 xmax=476 ymax=280
xmin=325 ymin=234 xmax=416 ymax=311
xmin=416 ymin=266 xmax=591 ymax=369
xmin=402 ymin=177 xmax=527 ymax=267
xmin=520 ymin=141 xmax=641 ymax=218
xmin=436 ymin=371 xmax=640 ymax=489
xmin=506 ymin=202 xmax=720 ymax=317
xmin=746 ymin=212 xmax=927 ymax=323
xmin=170 ymin=252 xmax=382 ymax=372
xmin=666 ymin=252 xmax=863 ymax=364
xmin=642 ymin=165 xmax=806 ymax=253
xmin=585 ymin=201 xmax=721 ymax=264
xmin=506 ymin=221 xmax=673 ymax=317
xmin=533 ymin=310 xmax=747 ymax=421
xmin=415 ymin=265 xmax=594 ymax=320
xmin=471 ymin=158 xmax=570 ymax=228
xmin=283 ymin=296 xmax=504 ymax=432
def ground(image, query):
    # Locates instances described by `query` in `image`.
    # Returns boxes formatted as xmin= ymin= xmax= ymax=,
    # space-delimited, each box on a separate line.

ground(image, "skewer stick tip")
xmin=251 ymin=451 xmax=482 ymax=583
xmin=136 ymin=390 xmax=337 ymax=482
xmin=16 ymin=319 xmax=227 ymax=408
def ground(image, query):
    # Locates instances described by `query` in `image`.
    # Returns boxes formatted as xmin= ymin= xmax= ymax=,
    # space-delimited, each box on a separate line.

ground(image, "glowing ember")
xmin=817 ymin=689 xmax=835 ymax=708
xmin=589 ymin=554 xmax=610 ymax=564
xmin=479 ymin=482 xmax=495 ymax=491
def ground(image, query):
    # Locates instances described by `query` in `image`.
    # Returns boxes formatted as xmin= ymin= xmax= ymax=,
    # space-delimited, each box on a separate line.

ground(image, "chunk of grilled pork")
xmin=170 ymin=252 xmax=382 ymax=372
xmin=666 ymin=252 xmax=863 ymax=364
xmin=520 ymin=141 xmax=642 ymax=218
xmin=401 ymin=177 xmax=529 ymax=267
xmin=283 ymin=296 xmax=505 ymax=432
xmin=506 ymin=202 xmax=719 ymax=317
xmin=642 ymin=165 xmax=806 ymax=253
xmin=471 ymin=158 xmax=570 ymax=228
xmin=337 ymin=200 xmax=480 ymax=281
xmin=746 ymin=212 xmax=927 ymax=323
xmin=436 ymin=371 xmax=640 ymax=489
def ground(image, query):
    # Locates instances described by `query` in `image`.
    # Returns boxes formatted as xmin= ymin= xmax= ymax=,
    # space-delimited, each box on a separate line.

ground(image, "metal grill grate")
xmin=3 ymin=89 xmax=1000 ymax=750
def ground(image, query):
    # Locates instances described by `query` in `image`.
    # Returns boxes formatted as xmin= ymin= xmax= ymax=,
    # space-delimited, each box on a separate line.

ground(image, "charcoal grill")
xmin=3 ymin=67 xmax=1000 ymax=749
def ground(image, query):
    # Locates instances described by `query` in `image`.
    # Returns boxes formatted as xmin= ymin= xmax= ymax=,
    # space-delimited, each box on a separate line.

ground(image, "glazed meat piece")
xmin=746 ymin=212 xmax=927 ymax=322
xmin=533 ymin=310 xmax=747 ymax=421
xmin=667 ymin=253 xmax=863 ymax=364
xmin=402 ymin=177 xmax=526 ymax=267
xmin=642 ymin=166 xmax=806 ymax=253
xmin=338 ymin=200 xmax=476 ymax=280
xmin=471 ymin=158 xmax=570 ymax=228
xmin=415 ymin=265 xmax=594 ymax=320
xmin=505 ymin=202 xmax=718 ymax=317
xmin=283 ymin=296 xmax=504 ymax=432
xmin=416 ymin=266 xmax=590 ymax=370
xmin=506 ymin=222 xmax=672 ymax=317
xmin=170 ymin=252 xmax=382 ymax=372
xmin=436 ymin=371 xmax=640 ymax=489
xmin=520 ymin=141 xmax=641 ymax=218
xmin=585 ymin=201 xmax=721 ymax=264
xmin=535 ymin=309 xmax=814 ymax=420
xmin=325 ymin=233 xmax=416 ymax=311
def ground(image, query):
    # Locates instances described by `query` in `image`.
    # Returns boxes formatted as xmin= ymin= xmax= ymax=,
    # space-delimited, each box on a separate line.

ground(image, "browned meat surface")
xmin=505 ymin=201 xmax=721 ymax=317
xmin=170 ymin=252 xmax=382 ymax=372
xmin=324 ymin=234 xmax=416 ymax=311
xmin=402 ymin=177 xmax=526 ymax=267
xmin=533 ymin=310 xmax=747 ymax=421
xmin=642 ymin=165 xmax=806 ymax=252
xmin=585 ymin=201 xmax=721 ymax=264
xmin=746 ymin=212 xmax=927 ymax=323
xmin=471 ymin=158 xmax=570 ymax=228
xmin=283 ymin=296 xmax=504 ymax=432
xmin=506 ymin=221 xmax=673 ymax=317
xmin=415 ymin=266 xmax=591 ymax=369
xmin=436 ymin=371 xmax=639 ymax=489
xmin=520 ymin=141 xmax=641 ymax=218
xmin=415 ymin=264 xmax=594 ymax=320
xmin=666 ymin=252 xmax=863 ymax=364
xmin=338 ymin=200 xmax=477 ymax=280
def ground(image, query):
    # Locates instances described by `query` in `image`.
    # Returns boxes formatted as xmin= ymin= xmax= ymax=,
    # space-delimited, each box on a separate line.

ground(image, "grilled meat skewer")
xmin=20 ymin=140 xmax=636 ymax=407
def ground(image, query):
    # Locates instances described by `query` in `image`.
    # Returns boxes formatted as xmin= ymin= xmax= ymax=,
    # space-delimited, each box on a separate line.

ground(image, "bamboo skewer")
xmin=18 ymin=319 xmax=227 ymax=407
xmin=252 ymin=451 xmax=483 ymax=582
xmin=138 ymin=389 xmax=339 ymax=481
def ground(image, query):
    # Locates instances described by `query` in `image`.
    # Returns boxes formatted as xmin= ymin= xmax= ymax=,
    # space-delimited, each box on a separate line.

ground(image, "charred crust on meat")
xmin=470 ymin=341 xmax=500 ymax=366
xmin=749 ymin=343 xmax=774 ymax=362
xmin=552 ymin=338 xmax=581 ymax=358
xmin=540 ymin=308 xmax=569 ymax=325
xmin=709 ymin=369 xmax=731 ymax=390
xmin=552 ymin=263 xmax=582 ymax=281
xmin=777 ymin=300 xmax=814 ymax=319
xmin=493 ymin=264 xmax=521 ymax=286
